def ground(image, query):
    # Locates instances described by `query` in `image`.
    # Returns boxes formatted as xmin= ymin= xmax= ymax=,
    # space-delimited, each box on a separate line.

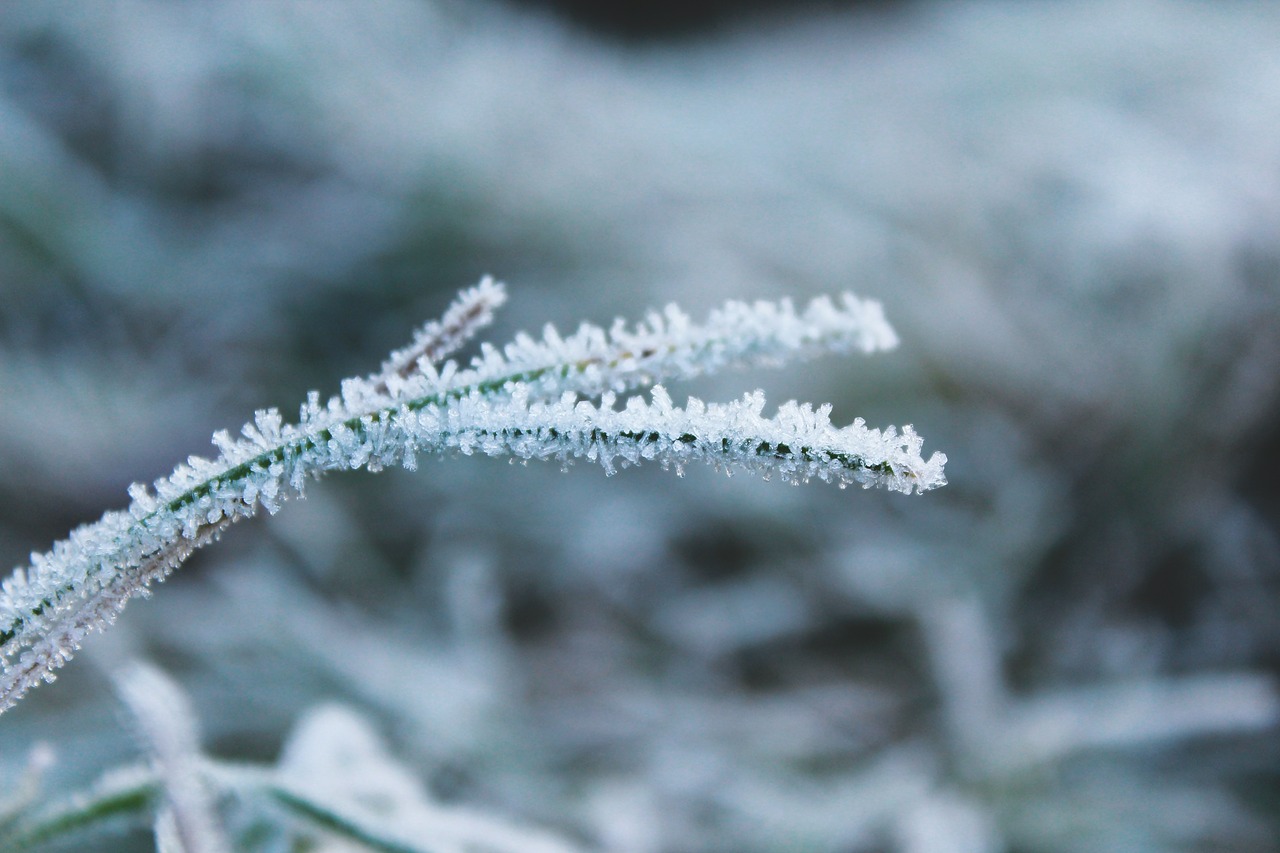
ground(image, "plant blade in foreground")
xmin=0 ymin=279 xmax=946 ymax=714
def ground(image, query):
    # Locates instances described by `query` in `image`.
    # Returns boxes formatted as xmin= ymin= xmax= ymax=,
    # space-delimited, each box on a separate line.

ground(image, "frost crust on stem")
xmin=0 ymin=279 xmax=944 ymax=713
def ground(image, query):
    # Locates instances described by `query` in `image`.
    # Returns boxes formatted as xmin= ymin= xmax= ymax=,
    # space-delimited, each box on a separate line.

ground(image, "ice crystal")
xmin=0 ymin=279 xmax=944 ymax=714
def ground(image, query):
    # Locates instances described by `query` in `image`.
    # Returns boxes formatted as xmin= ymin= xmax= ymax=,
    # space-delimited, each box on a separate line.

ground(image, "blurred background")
xmin=2 ymin=0 xmax=1280 ymax=850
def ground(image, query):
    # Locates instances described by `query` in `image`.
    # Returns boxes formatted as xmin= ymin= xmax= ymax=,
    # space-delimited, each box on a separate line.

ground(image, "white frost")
xmin=0 ymin=280 xmax=943 ymax=714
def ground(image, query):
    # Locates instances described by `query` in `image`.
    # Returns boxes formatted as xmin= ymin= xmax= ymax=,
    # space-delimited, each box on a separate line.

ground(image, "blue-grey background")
xmin=1 ymin=1 xmax=1279 ymax=850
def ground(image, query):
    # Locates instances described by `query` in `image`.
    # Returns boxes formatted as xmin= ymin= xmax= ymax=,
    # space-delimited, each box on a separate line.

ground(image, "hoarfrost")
xmin=0 ymin=281 xmax=942 ymax=714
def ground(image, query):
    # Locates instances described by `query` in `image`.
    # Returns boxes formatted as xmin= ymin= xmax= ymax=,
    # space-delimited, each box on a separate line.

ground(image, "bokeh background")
xmin=2 ymin=1 xmax=1280 ymax=850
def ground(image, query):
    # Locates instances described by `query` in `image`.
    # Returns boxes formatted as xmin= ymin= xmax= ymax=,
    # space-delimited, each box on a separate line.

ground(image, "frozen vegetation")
xmin=0 ymin=280 xmax=942 ymax=717
xmin=2 ymin=0 xmax=1280 ymax=851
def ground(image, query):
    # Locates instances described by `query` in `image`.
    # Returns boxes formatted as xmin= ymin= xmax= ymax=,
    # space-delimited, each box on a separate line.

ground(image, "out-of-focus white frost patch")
xmin=279 ymin=704 xmax=583 ymax=853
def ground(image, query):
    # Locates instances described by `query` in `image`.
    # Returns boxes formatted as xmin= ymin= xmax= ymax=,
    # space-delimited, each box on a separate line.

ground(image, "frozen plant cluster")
xmin=0 ymin=279 xmax=944 ymax=716
xmin=1 ymin=663 xmax=584 ymax=852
